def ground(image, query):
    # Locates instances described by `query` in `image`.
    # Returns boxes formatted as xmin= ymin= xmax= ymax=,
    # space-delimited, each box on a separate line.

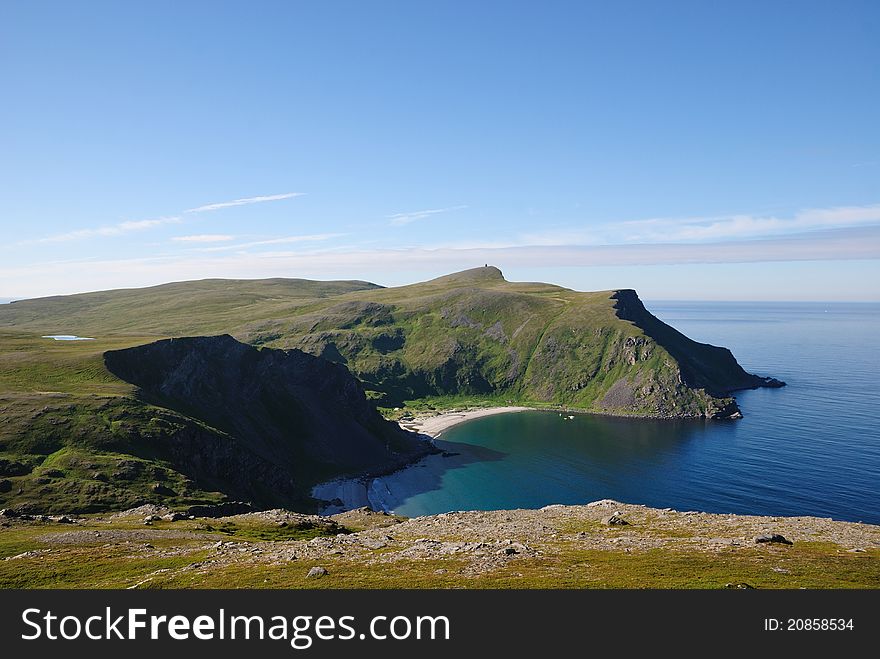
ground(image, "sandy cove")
xmin=312 ymin=406 xmax=532 ymax=513
xmin=400 ymin=406 xmax=532 ymax=438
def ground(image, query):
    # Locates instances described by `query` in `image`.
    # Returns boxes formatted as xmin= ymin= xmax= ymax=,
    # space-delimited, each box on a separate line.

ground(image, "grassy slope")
xmin=0 ymin=333 xmax=229 ymax=512
xmin=236 ymin=268 xmax=751 ymax=416
xmin=0 ymin=268 xmax=771 ymax=513
xmin=0 ymin=280 xmax=386 ymax=513
xmin=0 ymin=332 xmax=427 ymax=514
xmin=0 ymin=267 xmax=762 ymax=415
xmin=1 ymin=510 xmax=876 ymax=589
xmin=0 ymin=278 xmax=381 ymax=336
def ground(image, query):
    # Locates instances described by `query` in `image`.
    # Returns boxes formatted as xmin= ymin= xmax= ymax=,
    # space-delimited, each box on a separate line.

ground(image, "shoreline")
xmin=312 ymin=406 xmax=532 ymax=514
xmin=310 ymin=397 xmax=782 ymax=516
xmin=312 ymin=404 xmax=693 ymax=515
xmin=399 ymin=405 xmax=532 ymax=437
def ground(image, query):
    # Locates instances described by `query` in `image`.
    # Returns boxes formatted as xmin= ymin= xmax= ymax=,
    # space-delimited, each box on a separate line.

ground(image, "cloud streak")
xmin=4 ymin=226 xmax=878 ymax=299
xmin=191 ymin=233 xmax=346 ymax=252
xmin=171 ymin=234 xmax=235 ymax=243
xmin=29 ymin=216 xmax=182 ymax=244
xmin=185 ymin=192 xmax=305 ymax=213
xmin=387 ymin=205 xmax=467 ymax=226
xmin=17 ymin=191 xmax=305 ymax=246
xmin=620 ymin=204 xmax=880 ymax=243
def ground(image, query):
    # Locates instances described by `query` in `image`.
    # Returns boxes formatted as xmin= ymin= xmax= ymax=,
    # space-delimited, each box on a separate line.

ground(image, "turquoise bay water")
xmin=375 ymin=302 xmax=880 ymax=524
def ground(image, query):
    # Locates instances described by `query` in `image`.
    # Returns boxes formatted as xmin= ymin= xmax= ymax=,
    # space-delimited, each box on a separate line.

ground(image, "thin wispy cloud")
xmin=517 ymin=228 xmax=602 ymax=247
xmin=29 ymin=216 xmax=182 ymax=244
xmin=8 ymin=200 xmax=879 ymax=299
xmin=185 ymin=192 xmax=305 ymax=213
xmin=16 ymin=191 xmax=305 ymax=246
xmin=172 ymin=234 xmax=235 ymax=243
xmin=387 ymin=205 xmax=467 ymax=226
xmin=620 ymin=204 xmax=880 ymax=243
xmin=6 ymin=225 xmax=878 ymax=299
xmin=192 ymin=233 xmax=346 ymax=252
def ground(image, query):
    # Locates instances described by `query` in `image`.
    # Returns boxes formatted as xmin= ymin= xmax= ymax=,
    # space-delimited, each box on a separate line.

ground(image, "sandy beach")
xmin=400 ymin=406 xmax=532 ymax=437
xmin=312 ymin=406 xmax=532 ymax=513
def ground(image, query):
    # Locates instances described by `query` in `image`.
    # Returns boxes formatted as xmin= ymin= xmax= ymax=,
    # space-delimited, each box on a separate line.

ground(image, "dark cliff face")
xmin=104 ymin=335 xmax=432 ymax=507
xmin=611 ymin=290 xmax=785 ymax=396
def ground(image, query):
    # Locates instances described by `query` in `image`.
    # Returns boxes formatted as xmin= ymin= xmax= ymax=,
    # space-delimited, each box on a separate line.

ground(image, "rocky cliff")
xmin=247 ymin=268 xmax=784 ymax=419
xmin=0 ymin=335 xmax=434 ymax=514
xmin=102 ymin=335 xmax=434 ymax=502
xmin=611 ymin=290 xmax=784 ymax=394
xmin=0 ymin=268 xmax=785 ymax=429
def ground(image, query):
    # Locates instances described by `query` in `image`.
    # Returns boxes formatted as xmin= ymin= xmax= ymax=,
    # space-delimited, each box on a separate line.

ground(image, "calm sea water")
xmin=372 ymin=302 xmax=880 ymax=524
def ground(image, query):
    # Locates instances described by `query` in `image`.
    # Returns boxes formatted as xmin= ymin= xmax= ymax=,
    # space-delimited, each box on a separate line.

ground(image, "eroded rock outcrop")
xmin=103 ymin=335 xmax=434 ymax=508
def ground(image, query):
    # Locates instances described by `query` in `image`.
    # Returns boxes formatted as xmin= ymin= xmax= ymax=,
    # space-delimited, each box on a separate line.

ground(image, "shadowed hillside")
xmin=0 ymin=267 xmax=786 ymax=513
xmin=103 ymin=335 xmax=431 ymax=484
xmin=0 ymin=335 xmax=431 ymax=513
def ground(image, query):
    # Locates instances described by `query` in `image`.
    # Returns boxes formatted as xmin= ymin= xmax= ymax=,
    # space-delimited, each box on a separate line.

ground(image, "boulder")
xmin=0 ymin=459 xmax=31 ymax=477
xmin=186 ymin=502 xmax=254 ymax=518
xmin=112 ymin=460 xmax=145 ymax=481
xmin=307 ymin=566 xmax=329 ymax=578
xmin=755 ymin=534 xmax=792 ymax=545
xmin=587 ymin=499 xmax=620 ymax=508
xmin=603 ymin=514 xmax=630 ymax=526
xmin=151 ymin=483 xmax=177 ymax=496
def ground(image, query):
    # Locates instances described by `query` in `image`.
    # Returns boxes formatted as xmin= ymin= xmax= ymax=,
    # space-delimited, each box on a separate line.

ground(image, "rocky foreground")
xmin=2 ymin=500 xmax=878 ymax=589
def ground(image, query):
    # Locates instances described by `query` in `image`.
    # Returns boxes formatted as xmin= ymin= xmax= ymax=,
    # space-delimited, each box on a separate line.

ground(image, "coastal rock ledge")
xmin=3 ymin=501 xmax=875 ymax=588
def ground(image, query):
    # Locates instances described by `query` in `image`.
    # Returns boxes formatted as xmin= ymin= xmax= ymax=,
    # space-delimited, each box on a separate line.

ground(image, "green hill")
xmin=0 ymin=278 xmax=381 ymax=336
xmin=0 ymin=333 xmax=431 ymax=514
xmin=0 ymin=266 xmax=780 ymax=418
xmin=0 ymin=266 xmax=782 ymax=513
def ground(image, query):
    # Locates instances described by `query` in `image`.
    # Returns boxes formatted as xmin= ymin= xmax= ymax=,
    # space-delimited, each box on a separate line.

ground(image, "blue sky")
xmin=1 ymin=1 xmax=878 ymax=300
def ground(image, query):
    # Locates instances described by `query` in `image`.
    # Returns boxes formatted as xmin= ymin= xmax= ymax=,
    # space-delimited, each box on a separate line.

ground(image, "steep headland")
xmin=0 ymin=335 xmax=432 ymax=513
xmin=0 ymin=267 xmax=785 ymax=513
xmin=0 ymin=266 xmax=784 ymax=420
xmin=611 ymin=290 xmax=784 ymax=394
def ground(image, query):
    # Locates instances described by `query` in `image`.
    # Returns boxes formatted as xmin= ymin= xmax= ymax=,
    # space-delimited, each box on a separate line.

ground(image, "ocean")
xmin=332 ymin=302 xmax=880 ymax=524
